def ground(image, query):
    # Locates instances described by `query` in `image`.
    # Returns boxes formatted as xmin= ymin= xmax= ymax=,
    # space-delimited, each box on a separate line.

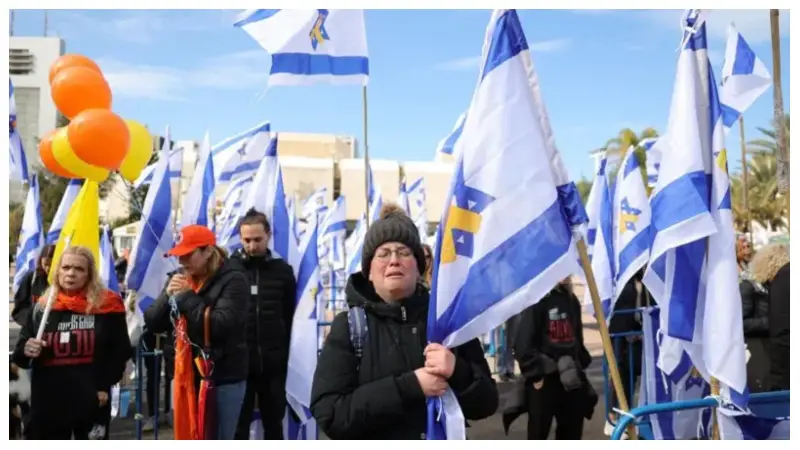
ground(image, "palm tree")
xmin=747 ymin=114 xmax=790 ymax=156
xmin=601 ymin=127 xmax=660 ymax=191
xmin=731 ymin=151 xmax=787 ymax=231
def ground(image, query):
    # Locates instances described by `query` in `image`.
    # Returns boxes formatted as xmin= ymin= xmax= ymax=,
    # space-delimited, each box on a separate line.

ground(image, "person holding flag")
xmin=310 ymin=203 xmax=498 ymax=439
xmin=12 ymin=246 xmax=131 ymax=439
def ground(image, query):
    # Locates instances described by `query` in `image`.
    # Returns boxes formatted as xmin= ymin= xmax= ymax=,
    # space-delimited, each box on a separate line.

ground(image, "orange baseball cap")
xmin=166 ymin=225 xmax=217 ymax=257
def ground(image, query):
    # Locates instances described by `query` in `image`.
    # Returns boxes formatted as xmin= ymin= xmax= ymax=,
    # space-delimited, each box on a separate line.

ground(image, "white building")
xmin=9 ymin=36 xmax=65 ymax=200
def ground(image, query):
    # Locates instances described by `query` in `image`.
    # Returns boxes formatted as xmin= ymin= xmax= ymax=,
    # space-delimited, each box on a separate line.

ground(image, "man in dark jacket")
xmin=232 ymin=209 xmax=298 ymax=440
xmin=310 ymin=203 xmax=498 ymax=440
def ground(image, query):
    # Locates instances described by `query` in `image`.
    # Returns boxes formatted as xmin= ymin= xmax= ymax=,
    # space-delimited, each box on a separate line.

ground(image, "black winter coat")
xmin=230 ymin=249 xmax=297 ymax=377
xmin=768 ymin=263 xmax=790 ymax=391
xmin=12 ymin=270 xmax=49 ymax=326
xmin=310 ymin=273 xmax=499 ymax=440
xmin=740 ymin=278 xmax=771 ymax=393
xmin=514 ymin=286 xmax=592 ymax=382
xmin=144 ymin=258 xmax=250 ymax=385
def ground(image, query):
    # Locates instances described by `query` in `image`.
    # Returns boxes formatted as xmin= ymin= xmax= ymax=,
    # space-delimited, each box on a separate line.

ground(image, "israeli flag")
xmin=13 ymin=174 xmax=43 ymax=294
xmin=217 ymin=175 xmax=254 ymax=252
xmin=719 ymin=23 xmax=772 ymax=133
xmin=286 ymin=214 xmax=320 ymax=440
xmin=180 ymin=132 xmax=216 ymax=228
xmin=582 ymin=153 xmax=614 ymax=318
xmin=9 ymin=79 xmax=29 ymax=183
xmin=301 ymin=187 xmax=328 ymax=234
xmin=240 ymin=134 xmax=301 ymax=276
xmin=235 ymin=9 xmax=369 ymax=86
xmin=126 ymin=144 xmax=178 ymax=311
xmin=397 ymin=178 xmax=411 ymax=216
xmin=366 ymin=163 xmax=383 ymax=227
xmin=639 ymin=137 xmax=660 ymax=189
xmin=642 ymin=10 xmax=748 ymax=408
xmin=427 ymin=9 xmax=588 ymax=439
xmin=640 ymin=307 xmax=708 ymax=440
xmin=47 ymin=179 xmax=84 ymax=244
xmin=435 ymin=112 xmax=466 ymax=156
xmin=99 ymin=225 xmax=120 ymax=293
xmin=345 ymin=212 xmax=367 ymax=276
xmin=407 ymin=177 xmax=429 ymax=238
xmin=612 ymin=148 xmax=652 ymax=307
xmin=319 ymin=195 xmax=347 ymax=270
xmin=718 ymin=410 xmax=790 ymax=440
xmin=214 ymin=121 xmax=271 ymax=184
xmin=133 ymin=126 xmax=182 ymax=189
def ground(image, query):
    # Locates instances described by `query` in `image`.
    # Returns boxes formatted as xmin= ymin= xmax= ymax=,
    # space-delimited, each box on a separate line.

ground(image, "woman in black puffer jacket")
xmin=311 ymin=204 xmax=498 ymax=440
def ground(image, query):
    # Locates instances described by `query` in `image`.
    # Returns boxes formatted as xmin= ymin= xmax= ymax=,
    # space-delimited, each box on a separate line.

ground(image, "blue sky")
xmin=12 ymin=9 xmax=791 ymax=180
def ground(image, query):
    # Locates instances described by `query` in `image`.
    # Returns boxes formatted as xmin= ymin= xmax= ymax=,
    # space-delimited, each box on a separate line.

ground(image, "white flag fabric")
xmin=239 ymin=135 xmax=301 ymax=276
xmin=47 ymin=179 xmax=84 ymax=244
xmin=582 ymin=153 xmax=614 ymax=318
xmin=407 ymin=177 xmax=429 ymax=238
xmin=719 ymin=23 xmax=772 ymax=133
xmin=435 ymin=112 xmax=466 ymax=157
xmin=125 ymin=144 xmax=178 ymax=311
xmin=235 ymin=9 xmax=369 ymax=86
xmin=13 ymin=174 xmax=43 ymax=294
xmin=9 ymin=79 xmax=29 ymax=183
xmin=286 ymin=214 xmax=320 ymax=437
xmin=180 ymin=132 xmax=216 ymax=228
xmin=612 ymin=148 xmax=652 ymax=308
xmin=99 ymin=225 xmax=120 ymax=293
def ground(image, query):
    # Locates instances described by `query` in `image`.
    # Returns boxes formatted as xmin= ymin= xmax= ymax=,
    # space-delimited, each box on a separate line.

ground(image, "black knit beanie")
xmin=361 ymin=203 xmax=426 ymax=278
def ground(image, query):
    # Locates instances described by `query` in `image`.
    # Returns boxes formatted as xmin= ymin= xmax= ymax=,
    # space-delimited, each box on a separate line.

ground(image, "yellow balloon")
xmin=51 ymin=127 xmax=110 ymax=183
xmin=119 ymin=119 xmax=153 ymax=182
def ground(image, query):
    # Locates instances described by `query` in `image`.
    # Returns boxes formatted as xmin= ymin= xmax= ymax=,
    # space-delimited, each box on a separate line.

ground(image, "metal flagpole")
xmin=363 ymin=85 xmax=371 ymax=231
xmin=739 ymin=116 xmax=753 ymax=244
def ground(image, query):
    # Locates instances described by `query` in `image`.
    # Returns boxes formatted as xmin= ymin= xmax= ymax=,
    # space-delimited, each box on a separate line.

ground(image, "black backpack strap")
xmin=347 ymin=307 xmax=368 ymax=362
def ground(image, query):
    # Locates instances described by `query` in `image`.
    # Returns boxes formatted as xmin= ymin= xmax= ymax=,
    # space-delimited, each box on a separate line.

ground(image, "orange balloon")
xmin=67 ymin=109 xmax=130 ymax=171
xmin=51 ymin=67 xmax=112 ymax=119
xmin=39 ymin=129 xmax=79 ymax=178
xmin=48 ymin=54 xmax=102 ymax=85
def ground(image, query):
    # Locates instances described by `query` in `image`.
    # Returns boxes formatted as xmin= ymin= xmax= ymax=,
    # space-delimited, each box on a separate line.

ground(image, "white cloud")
xmin=54 ymin=10 xmax=229 ymax=44
xmin=435 ymin=38 xmax=571 ymax=71
xmin=97 ymin=49 xmax=271 ymax=101
xmin=643 ymin=9 xmax=790 ymax=44
xmin=530 ymin=38 xmax=572 ymax=52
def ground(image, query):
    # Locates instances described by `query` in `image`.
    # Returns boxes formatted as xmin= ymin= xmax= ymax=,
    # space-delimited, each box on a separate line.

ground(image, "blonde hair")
xmin=191 ymin=245 xmax=228 ymax=285
xmin=750 ymin=243 xmax=790 ymax=284
xmin=40 ymin=246 xmax=105 ymax=313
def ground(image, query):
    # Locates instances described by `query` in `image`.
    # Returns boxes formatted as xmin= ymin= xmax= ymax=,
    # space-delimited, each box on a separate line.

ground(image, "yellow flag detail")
xmin=48 ymin=181 xmax=101 ymax=284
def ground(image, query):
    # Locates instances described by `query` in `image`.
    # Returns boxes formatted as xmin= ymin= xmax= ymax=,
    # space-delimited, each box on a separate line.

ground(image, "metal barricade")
xmin=600 ymin=307 xmax=653 ymax=439
xmin=611 ymin=390 xmax=791 ymax=440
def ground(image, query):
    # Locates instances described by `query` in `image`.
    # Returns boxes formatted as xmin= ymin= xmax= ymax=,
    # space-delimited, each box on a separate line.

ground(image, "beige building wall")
xmin=339 ymin=159 xmax=401 ymax=221
xmin=278 ymin=132 xmax=356 ymax=160
xmin=280 ymin=156 xmax=335 ymax=209
xmin=401 ymin=161 xmax=454 ymax=224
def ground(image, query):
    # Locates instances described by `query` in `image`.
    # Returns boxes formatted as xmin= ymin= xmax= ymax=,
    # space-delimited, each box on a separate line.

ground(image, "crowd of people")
xmin=9 ymin=203 xmax=790 ymax=440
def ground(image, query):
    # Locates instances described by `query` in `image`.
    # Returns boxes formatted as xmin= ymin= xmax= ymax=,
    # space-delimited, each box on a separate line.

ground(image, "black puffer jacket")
xmin=310 ymin=273 xmax=498 ymax=440
xmin=740 ymin=279 xmax=770 ymax=337
xmin=230 ymin=249 xmax=297 ymax=377
xmin=144 ymin=257 xmax=250 ymax=385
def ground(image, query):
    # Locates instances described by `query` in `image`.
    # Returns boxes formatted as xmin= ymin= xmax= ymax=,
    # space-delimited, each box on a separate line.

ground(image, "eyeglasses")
xmin=374 ymin=247 xmax=414 ymax=261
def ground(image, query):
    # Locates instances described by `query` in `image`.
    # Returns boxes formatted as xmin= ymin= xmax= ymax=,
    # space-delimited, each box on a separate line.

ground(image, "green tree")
xmin=747 ymin=114 xmax=790 ymax=156
xmin=576 ymin=176 xmax=592 ymax=204
xmin=601 ymin=127 xmax=660 ymax=193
